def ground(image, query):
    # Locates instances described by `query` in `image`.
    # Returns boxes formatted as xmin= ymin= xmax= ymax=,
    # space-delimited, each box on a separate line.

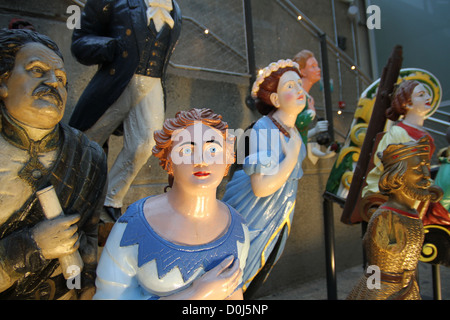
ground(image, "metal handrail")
xmin=181 ymin=16 xmax=248 ymax=62
xmin=427 ymin=117 xmax=450 ymax=127
xmin=424 ymin=126 xmax=448 ymax=137
xmin=276 ymin=0 xmax=373 ymax=85
xmin=169 ymin=15 xmax=250 ymax=76
xmin=71 ymin=0 xmax=86 ymax=7
xmin=424 ymin=116 xmax=450 ymax=137
xmin=438 ymin=100 xmax=450 ymax=108
xmin=71 ymin=1 xmax=250 ymax=77
xmin=435 ymin=110 xmax=450 ymax=117
xmin=67 ymin=0 xmax=378 ymax=84
xmin=168 ymin=62 xmax=250 ymax=78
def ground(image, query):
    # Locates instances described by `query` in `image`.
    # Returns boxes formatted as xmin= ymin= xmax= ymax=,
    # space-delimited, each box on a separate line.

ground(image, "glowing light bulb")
xmin=337 ymin=110 xmax=342 ymax=115
xmin=297 ymin=15 xmax=302 ymax=20
xmin=351 ymin=65 xmax=356 ymax=70
xmin=204 ymin=29 xmax=209 ymax=34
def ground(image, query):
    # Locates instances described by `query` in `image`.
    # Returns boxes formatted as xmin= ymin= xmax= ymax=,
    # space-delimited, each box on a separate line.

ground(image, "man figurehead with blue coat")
xmin=69 ymin=0 xmax=182 ymax=220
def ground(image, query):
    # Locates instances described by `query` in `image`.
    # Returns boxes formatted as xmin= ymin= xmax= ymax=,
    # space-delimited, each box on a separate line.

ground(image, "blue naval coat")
xmin=69 ymin=0 xmax=182 ymax=131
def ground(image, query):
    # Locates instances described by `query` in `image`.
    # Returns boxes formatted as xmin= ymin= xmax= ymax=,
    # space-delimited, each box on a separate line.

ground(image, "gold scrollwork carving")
xmin=354 ymin=98 xmax=375 ymax=124
xmin=341 ymin=171 xmax=353 ymax=190
xmin=420 ymin=242 xmax=438 ymax=263
xmin=336 ymin=147 xmax=360 ymax=167
xmin=420 ymin=225 xmax=450 ymax=263
xmin=350 ymin=123 xmax=368 ymax=147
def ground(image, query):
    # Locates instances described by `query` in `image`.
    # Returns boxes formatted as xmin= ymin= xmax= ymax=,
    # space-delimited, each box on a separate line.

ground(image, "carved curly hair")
xmin=152 ymin=108 xmax=229 ymax=175
xmin=378 ymin=158 xmax=407 ymax=195
xmin=0 ymin=29 xmax=63 ymax=81
xmin=386 ymin=80 xmax=420 ymax=121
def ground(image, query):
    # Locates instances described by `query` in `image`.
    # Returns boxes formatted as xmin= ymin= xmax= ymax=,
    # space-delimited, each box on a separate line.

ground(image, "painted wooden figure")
xmin=293 ymin=50 xmax=335 ymax=164
xmin=94 ymin=108 xmax=249 ymax=300
xmin=69 ymin=0 xmax=182 ymax=221
xmin=362 ymin=79 xmax=439 ymax=221
xmin=222 ymin=59 xmax=306 ymax=298
xmin=0 ymin=29 xmax=107 ymax=300
xmin=348 ymin=137 xmax=442 ymax=300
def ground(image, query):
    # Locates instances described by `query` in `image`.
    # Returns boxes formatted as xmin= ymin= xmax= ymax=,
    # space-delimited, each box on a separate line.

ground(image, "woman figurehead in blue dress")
xmin=94 ymin=108 xmax=249 ymax=300
xmin=222 ymin=59 xmax=307 ymax=298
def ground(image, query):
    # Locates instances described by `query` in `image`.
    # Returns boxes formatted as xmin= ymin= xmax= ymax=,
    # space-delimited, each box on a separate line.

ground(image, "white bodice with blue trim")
xmin=94 ymin=197 xmax=249 ymax=300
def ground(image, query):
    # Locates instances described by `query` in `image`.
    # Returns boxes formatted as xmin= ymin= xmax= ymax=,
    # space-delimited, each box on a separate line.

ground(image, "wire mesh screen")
xmin=170 ymin=0 xmax=249 ymax=76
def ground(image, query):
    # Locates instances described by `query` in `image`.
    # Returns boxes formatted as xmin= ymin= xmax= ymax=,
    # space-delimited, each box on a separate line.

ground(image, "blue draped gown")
xmin=222 ymin=116 xmax=306 ymax=289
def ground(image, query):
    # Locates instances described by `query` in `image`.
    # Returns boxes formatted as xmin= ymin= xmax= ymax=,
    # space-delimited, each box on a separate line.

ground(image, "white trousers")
xmin=85 ymin=75 xmax=165 ymax=208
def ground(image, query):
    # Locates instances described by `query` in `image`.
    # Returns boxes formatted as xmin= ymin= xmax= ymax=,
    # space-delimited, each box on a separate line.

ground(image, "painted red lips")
xmin=193 ymin=171 xmax=211 ymax=177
